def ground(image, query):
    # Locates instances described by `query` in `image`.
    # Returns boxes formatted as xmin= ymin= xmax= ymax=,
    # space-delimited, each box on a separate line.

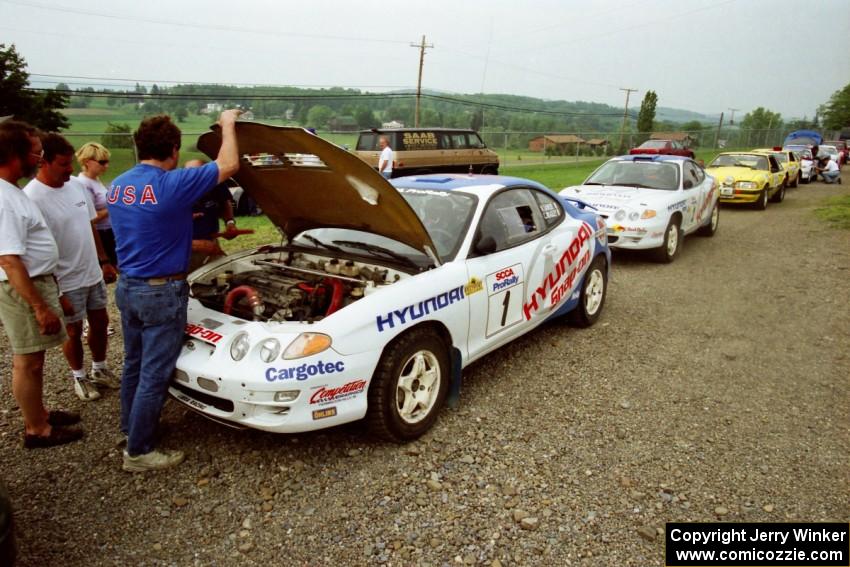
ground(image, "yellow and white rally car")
xmin=753 ymin=147 xmax=802 ymax=188
xmin=705 ymin=152 xmax=786 ymax=210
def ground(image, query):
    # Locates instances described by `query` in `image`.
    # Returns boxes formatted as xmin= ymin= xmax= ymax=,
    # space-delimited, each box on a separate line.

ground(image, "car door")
xmin=464 ymin=188 xmax=569 ymax=360
xmin=684 ymin=161 xmax=713 ymax=231
xmin=767 ymin=155 xmax=782 ymax=190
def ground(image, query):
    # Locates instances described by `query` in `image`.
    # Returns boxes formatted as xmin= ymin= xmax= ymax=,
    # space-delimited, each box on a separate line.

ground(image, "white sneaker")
xmin=91 ymin=367 xmax=120 ymax=389
xmin=74 ymin=377 xmax=101 ymax=401
xmin=122 ymin=449 xmax=185 ymax=472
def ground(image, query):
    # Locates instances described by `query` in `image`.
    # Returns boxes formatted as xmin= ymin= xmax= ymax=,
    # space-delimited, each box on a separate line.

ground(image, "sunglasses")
xmin=97 ymin=159 xmax=110 ymax=166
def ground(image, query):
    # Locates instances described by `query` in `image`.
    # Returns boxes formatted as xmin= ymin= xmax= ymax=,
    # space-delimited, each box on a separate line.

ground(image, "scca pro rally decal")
xmin=310 ymin=380 xmax=367 ymax=405
xmin=376 ymin=285 xmax=465 ymax=332
xmin=185 ymin=323 xmax=223 ymax=344
xmin=523 ymin=222 xmax=593 ymax=319
xmin=265 ymin=361 xmax=345 ymax=382
xmin=487 ymin=265 xmax=523 ymax=296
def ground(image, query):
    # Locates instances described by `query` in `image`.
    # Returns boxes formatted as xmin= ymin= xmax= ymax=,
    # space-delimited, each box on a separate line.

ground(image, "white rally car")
xmin=559 ymin=155 xmax=719 ymax=262
xmin=168 ymin=124 xmax=610 ymax=442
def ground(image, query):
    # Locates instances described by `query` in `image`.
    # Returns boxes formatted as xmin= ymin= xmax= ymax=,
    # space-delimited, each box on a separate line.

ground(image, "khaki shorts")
xmin=0 ymin=275 xmax=68 ymax=354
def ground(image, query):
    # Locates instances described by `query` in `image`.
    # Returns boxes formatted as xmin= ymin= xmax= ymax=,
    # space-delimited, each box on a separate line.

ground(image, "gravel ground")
xmin=1 ymin=180 xmax=849 ymax=566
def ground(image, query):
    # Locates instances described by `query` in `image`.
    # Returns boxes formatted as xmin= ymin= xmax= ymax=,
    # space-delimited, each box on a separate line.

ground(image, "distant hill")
xmin=656 ymin=106 xmax=717 ymax=125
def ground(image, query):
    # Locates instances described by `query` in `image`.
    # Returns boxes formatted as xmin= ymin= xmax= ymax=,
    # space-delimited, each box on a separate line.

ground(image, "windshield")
xmin=785 ymin=146 xmax=812 ymax=159
xmin=637 ymin=140 xmax=668 ymax=149
xmin=396 ymin=187 xmax=477 ymax=260
xmin=708 ymin=154 xmax=768 ymax=170
xmin=584 ymin=160 xmax=680 ymax=190
xmin=292 ymin=188 xmax=476 ymax=265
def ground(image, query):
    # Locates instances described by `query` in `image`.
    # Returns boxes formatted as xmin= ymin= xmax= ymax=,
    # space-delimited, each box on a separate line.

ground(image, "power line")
xmin=1 ymin=0 xmax=411 ymax=45
xmin=29 ymin=73 xmax=413 ymax=90
xmin=618 ymin=88 xmax=638 ymax=148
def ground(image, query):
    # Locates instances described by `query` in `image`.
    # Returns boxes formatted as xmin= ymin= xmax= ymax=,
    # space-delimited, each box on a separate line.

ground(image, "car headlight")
xmin=640 ymin=209 xmax=657 ymax=219
xmin=282 ymin=333 xmax=332 ymax=360
xmin=628 ymin=211 xmax=639 ymax=221
xmin=230 ymin=332 xmax=250 ymax=362
xmin=724 ymin=176 xmax=735 ymax=185
xmin=736 ymin=181 xmax=756 ymax=190
xmin=259 ymin=338 xmax=281 ymax=363
xmin=614 ymin=209 xmax=626 ymax=221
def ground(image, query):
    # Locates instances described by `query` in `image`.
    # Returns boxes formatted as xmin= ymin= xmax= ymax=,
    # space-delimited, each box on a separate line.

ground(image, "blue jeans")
xmin=115 ymin=277 xmax=188 ymax=456
xmin=821 ymin=170 xmax=840 ymax=183
xmin=381 ymin=171 xmax=392 ymax=180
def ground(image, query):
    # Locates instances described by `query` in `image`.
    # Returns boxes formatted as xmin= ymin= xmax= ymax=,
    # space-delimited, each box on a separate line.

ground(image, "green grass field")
xmin=814 ymin=195 xmax=850 ymax=229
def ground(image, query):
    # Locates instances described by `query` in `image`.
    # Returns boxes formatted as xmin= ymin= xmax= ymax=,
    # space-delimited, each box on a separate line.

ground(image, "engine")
xmin=190 ymin=254 xmax=391 ymax=323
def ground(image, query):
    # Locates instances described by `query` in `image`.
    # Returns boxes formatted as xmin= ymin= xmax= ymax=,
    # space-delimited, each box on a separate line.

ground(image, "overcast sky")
xmin=3 ymin=0 xmax=847 ymax=120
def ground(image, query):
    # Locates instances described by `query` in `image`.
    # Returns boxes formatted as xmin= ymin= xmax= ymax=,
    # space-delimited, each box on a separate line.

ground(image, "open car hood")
xmin=198 ymin=123 xmax=440 ymax=264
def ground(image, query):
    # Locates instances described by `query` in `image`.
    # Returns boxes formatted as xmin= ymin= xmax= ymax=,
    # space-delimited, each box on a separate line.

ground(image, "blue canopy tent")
xmin=783 ymin=130 xmax=822 ymax=147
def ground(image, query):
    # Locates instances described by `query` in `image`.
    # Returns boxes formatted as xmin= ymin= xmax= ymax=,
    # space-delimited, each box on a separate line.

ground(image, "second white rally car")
xmin=169 ymin=123 xmax=611 ymax=442
xmin=559 ymin=155 xmax=719 ymax=262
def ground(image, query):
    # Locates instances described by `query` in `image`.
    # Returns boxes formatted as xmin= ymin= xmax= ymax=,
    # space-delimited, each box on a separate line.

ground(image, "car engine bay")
xmin=189 ymin=251 xmax=402 ymax=323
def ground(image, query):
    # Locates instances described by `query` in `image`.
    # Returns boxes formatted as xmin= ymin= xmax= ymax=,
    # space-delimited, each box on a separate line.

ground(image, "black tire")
xmin=753 ymin=187 xmax=768 ymax=210
xmin=652 ymin=217 xmax=682 ymax=263
xmin=481 ymin=165 xmax=498 ymax=175
xmin=697 ymin=201 xmax=719 ymax=237
xmin=769 ymin=180 xmax=785 ymax=203
xmin=367 ymin=328 xmax=449 ymax=442
xmin=567 ymin=255 xmax=607 ymax=328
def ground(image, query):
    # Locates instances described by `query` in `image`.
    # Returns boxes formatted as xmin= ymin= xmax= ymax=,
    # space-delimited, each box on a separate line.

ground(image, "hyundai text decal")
xmin=310 ymin=380 xmax=367 ymax=405
xmin=266 ymin=361 xmax=345 ymax=382
xmin=185 ymin=323 xmax=223 ymax=344
xmin=376 ymin=285 xmax=465 ymax=332
xmin=523 ymin=222 xmax=593 ymax=319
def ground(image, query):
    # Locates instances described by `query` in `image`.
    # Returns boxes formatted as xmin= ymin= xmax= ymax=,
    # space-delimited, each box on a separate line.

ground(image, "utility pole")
xmin=618 ymin=87 xmax=638 ymax=150
xmin=714 ymin=111 xmax=724 ymax=149
xmin=727 ymin=108 xmax=740 ymax=126
xmin=410 ymin=35 xmax=433 ymax=127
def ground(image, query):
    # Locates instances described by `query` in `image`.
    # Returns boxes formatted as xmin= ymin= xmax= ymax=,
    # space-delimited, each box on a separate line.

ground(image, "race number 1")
xmin=485 ymin=264 xmax=524 ymax=337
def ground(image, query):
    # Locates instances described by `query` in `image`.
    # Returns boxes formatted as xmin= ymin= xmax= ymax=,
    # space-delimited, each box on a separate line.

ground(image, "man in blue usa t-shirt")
xmin=108 ymin=110 xmax=240 ymax=472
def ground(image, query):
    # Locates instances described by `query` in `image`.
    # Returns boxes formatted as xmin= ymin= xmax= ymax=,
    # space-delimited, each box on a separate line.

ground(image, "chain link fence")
xmin=60 ymin=127 xmax=825 ymax=172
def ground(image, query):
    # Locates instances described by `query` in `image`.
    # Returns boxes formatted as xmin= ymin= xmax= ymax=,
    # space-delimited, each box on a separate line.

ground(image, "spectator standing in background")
xmin=75 ymin=142 xmax=117 ymax=267
xmin=378 ymin=135 xmax=393 ymax=179
xmin=0 ymin=120 xmax=83 ymax=448
xmin=24 ymin=133 xmax=119 ymax=403
xmin=108 ymin=111 xmax=240 ymax=472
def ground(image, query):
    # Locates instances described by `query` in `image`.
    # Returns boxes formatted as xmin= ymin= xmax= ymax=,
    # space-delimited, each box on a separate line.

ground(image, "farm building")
xmin=528 ymin=134 xmax=586 ymax=152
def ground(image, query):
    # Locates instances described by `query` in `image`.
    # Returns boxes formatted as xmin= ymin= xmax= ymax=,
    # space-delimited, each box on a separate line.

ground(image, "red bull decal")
xmin=523 ymin=222 xmax=593 ymax=320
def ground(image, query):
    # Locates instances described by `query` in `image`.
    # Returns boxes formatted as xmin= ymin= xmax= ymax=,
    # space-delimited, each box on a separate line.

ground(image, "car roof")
xmin=391 ymin=173 xmax=550 ymax=194
xmin=359 ymin=128 xmax=478 ymax=134
xmin=612 ymin=154 xmax=688 ymax=163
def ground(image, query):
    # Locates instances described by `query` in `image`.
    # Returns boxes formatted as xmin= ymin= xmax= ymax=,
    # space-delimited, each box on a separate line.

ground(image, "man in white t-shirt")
xmin=24 ymin=133 xmax=119 ymax=402
xmin=817 ymin=156 xmax=841 ymax=184
xmin=0 ymin=120 xmax=84 ymax=448
xmin=378 ymin=136 xmax=394 ymax=179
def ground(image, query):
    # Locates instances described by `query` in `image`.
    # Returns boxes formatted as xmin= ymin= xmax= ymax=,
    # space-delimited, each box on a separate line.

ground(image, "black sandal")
xmin=24 ymin=426 xmax=84 ymax=449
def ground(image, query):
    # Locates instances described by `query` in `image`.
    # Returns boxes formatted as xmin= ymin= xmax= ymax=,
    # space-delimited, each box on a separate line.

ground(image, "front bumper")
xmin=718 ymin=186 xmax=761 ymax=203
xmin=169 ymin=342 xmax=379 ymax=433
xmin=605 ymin=220 xmax=667 ymax=250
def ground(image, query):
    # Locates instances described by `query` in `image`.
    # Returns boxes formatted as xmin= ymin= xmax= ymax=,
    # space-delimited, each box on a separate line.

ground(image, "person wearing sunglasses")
xmin=75 ymin=143 xmax=118 ymax=267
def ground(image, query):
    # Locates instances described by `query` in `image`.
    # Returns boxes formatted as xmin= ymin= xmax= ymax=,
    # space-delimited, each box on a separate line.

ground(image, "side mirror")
xmin=683 ymin=180 xmax=694 ymax=189
xmin=474 ymin=235 xmax=497 ymax=256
